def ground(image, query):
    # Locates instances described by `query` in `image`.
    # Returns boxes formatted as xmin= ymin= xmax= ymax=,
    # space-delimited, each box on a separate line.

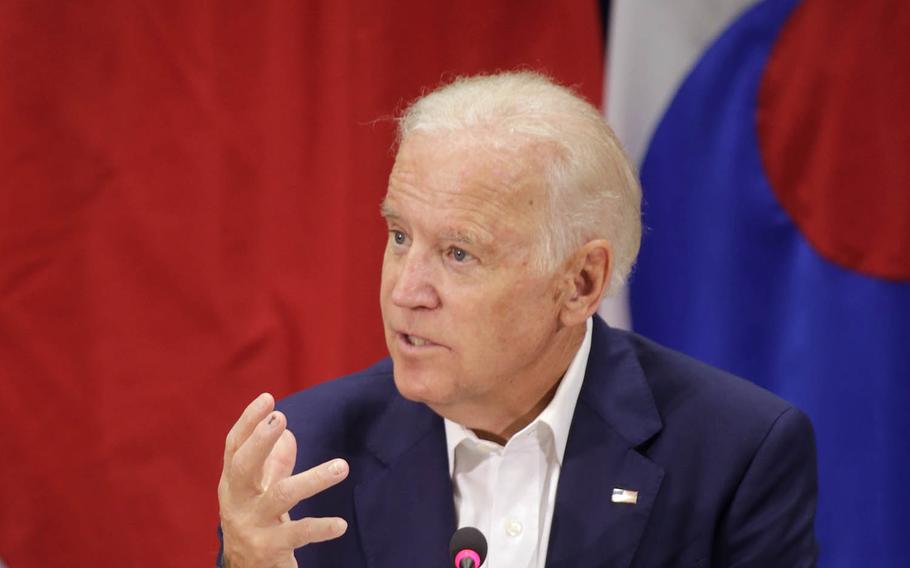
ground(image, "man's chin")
xmin=391 ymin=367 xmax=450 ymax=407
xmin=391 ymin=371 xmax=432 ymax=403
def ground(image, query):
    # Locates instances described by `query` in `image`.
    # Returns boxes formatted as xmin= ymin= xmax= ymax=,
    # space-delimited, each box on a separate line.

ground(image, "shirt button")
xmin=506 ymin=519 xmax=523 ymax=537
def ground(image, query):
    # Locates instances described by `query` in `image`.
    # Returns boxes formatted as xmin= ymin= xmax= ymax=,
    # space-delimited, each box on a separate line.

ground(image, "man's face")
xmin=380 ymin=132 xmax=566 ymax=423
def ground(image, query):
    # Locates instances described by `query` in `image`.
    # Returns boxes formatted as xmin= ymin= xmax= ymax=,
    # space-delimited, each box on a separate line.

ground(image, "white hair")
xmin=397 ymin=71 xmax=641 ymax=295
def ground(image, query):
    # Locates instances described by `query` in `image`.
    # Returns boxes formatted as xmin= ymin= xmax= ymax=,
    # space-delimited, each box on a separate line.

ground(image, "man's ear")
xmin=558 ymin=239 xmax=612 ymax=327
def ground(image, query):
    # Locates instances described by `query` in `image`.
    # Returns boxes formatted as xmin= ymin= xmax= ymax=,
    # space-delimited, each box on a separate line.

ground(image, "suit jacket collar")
xmin=545 ymin=316 xmax=665 ymax=568
xmin=354 ymin=316 xmax=664 ymax=567
xmin=578 ymin=316 xmax=663 ymax=447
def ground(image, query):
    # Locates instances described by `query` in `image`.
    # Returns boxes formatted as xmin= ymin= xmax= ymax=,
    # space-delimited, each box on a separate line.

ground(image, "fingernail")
xmin=266 ymin=412 xmax=280 ymax=428
xmin=329 ymin=459 xmax=347 ymax=476
xmin=254 ymin=393 xmax=269 ymax=411
xmin=335 ymin=518 xmax=348 ymax=533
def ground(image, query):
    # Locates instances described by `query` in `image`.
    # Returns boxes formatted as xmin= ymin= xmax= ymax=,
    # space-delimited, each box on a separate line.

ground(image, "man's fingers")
xmin=223 ymin=393 xmax=275 ymax=472
xmin=230 ymin=410 xmax=288 ymax=495
xmin=262 ymin=429 xmax=297 ymax=489
xmin=219 ymin=397 xmax=350 ymax=562
xmin=261 ymin=458 xmax=349 ymax=519
xmin=282 ymin=516 xmax=349 ymax=549
xmin=223 ymin=516 xmax=346 ymax=565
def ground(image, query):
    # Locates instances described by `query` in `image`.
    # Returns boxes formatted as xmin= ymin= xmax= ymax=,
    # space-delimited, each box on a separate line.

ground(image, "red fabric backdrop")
xmin=0 ymin=1 xmax=603 ymax=565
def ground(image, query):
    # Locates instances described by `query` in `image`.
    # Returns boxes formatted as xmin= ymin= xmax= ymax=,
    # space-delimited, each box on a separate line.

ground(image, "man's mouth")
xmin=404 ymin=334 xmax=433 ymax=347
xmin=397 ymin=332 xmax=440 ymax=348
xmin=405 ymin=334 xmax=432 ymax=346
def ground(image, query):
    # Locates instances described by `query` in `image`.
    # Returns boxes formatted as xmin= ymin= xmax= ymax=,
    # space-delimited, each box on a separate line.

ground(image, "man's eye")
xmin=391 ymin=230 xmax=406 ymax=245
xmin=449 ymin=247 xmax=471 ymax=262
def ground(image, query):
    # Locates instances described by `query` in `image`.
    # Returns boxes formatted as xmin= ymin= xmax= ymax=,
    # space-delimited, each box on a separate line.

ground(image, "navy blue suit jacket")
xmin=234 ymin=317 xmax=818 ymax=567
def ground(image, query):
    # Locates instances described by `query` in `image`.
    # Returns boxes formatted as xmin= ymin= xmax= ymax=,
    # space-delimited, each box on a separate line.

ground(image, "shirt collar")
xmin=444 ymin=317 xmax=593 ymax=475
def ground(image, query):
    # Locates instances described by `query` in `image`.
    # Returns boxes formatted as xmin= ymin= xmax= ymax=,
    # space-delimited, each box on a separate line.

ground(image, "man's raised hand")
xmin=218 ymin=393 xmax=349 ymax=567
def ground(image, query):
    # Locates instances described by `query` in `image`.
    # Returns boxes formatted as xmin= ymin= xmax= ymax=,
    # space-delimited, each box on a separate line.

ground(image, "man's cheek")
xmin=489 ymin=294 xmax=527 ymax=323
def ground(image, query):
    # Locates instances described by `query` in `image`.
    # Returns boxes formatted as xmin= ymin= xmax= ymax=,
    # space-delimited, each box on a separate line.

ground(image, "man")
xmin=218 ymin=72 xmax=818 ymax=567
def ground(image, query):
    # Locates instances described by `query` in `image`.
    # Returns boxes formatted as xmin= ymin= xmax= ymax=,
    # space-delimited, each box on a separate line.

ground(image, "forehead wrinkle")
xmin=394 ymin=134 xmax=535 ymax=207
xmin=385 ymin=132 xmax=547 ymax=258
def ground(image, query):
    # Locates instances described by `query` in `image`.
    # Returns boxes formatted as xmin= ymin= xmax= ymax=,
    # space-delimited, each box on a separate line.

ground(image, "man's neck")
xmin=470 ymin=377 xmax=563 ymax=444
xmin=435 ymin=322 xmax=587 ymax=443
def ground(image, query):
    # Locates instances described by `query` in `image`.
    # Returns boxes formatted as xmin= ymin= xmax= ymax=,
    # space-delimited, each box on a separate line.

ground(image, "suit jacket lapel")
xmin=354 ymin=393 xmax=455 ymax=568
xmin=546 ymin=318 xmax=665 ymax=568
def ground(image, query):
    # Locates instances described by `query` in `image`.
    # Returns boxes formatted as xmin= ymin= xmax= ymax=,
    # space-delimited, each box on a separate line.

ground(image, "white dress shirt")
xmin=444 ymin=318 xmax=593 ymax=568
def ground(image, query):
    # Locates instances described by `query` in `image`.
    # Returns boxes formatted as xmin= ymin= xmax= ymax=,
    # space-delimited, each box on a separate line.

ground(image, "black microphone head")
xmin=449 ymin=526 xmax=487 ymax=567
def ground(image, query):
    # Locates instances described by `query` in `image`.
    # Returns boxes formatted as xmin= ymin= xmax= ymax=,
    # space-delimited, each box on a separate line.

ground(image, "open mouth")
xmin=398 ymin=332 xmax=438 ymax=348
xmin=404 ymin=334 xmax=432 ymax=346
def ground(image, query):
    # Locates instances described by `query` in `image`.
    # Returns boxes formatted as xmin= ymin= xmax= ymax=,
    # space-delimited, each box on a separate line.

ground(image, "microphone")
xmin=449 ymin=526 xmax=487 ymax=568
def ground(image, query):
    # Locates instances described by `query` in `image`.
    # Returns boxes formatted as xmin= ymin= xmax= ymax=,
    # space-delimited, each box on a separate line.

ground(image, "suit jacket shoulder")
xmin=553 ymin=319 xmax=818 ymax=567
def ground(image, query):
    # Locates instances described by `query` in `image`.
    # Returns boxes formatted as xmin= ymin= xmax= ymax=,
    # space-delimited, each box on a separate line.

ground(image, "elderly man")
xmin=218 ymin=72 xmax=818 ymax=567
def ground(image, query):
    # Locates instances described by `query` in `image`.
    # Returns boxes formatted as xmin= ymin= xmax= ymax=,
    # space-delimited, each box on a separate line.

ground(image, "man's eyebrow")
xmin=438 ymin=229 xmax=479 ymax=246
xmin=379 ymin=201 xmax=398 ymax=220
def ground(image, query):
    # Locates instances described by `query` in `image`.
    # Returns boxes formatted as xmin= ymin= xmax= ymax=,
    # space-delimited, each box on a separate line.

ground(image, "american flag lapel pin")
xmin=611 ymin=487 xmax=639 ymax=505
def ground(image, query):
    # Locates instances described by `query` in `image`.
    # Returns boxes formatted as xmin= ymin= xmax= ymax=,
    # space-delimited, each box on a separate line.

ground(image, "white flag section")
xmin=597 ymin=0 xmax=759 ymax=329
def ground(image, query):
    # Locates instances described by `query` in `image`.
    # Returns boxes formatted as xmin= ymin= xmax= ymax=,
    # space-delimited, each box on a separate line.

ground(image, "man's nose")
xmin=390 ymin=249 xmax=441 ymax=310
